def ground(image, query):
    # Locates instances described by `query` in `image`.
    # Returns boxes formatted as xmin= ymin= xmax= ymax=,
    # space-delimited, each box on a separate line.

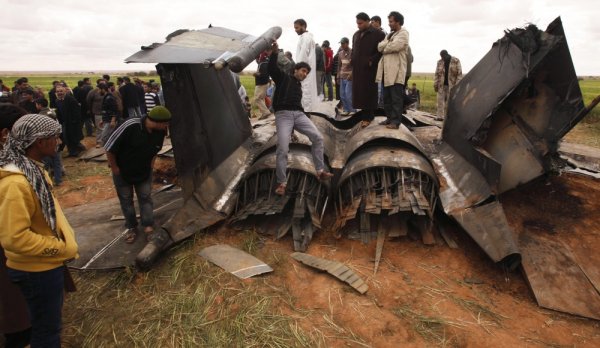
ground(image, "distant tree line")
xmin=131 ymin=71 xmax=158 ymax=77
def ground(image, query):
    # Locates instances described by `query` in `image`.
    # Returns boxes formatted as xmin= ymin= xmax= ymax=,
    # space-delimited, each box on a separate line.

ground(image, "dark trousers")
xmin=4 ymin=328 xmax=32 ymax=348
xmin=83 ymin=118 xmax=94 ymax=136
xmin=112 ymin=173 xmax=154 ymax=229
xmin=323 ymin=72 xmax=333 ymax=101
xmin=7 ymin=266 xmax=65 ymax=348
xmin=383 ymin=83 xmax=405 ymax=126
xmin=61 ymin=122 xmax=84 ymax=156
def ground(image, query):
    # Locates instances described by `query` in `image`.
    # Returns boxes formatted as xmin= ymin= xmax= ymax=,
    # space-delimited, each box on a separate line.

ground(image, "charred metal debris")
xmin=121 ymin=18 xmax=595 ymax=287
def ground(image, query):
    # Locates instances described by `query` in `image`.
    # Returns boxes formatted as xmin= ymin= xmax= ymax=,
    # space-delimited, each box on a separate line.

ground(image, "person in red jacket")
xmin=322 ymin=40 xmax=334 ymax=101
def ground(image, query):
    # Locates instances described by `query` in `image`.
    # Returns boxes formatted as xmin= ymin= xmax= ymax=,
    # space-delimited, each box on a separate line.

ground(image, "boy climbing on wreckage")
xmin=267 ymin=40 xmax=333 ymax=195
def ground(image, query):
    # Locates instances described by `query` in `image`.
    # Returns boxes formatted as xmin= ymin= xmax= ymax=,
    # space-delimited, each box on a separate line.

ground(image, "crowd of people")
xmin=0 ymin=75 xmax=166 ymax=188
xmin=249 ymin=13 xmax=462 ymax=122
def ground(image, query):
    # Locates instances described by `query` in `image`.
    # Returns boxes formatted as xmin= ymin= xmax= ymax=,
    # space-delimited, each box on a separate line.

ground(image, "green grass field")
xmin=3 ymin=72 xmax=598 ymax=137
xmin=4 ymin=72 xmax=597 ymax=116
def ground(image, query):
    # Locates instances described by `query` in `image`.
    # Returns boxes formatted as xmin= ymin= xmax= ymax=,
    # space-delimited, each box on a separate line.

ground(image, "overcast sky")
xmin=1 ymin=0 xmax=598 ymax=75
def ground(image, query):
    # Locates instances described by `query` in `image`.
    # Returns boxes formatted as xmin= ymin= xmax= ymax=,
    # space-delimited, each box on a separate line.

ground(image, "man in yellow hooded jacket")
xmin=0 ymin=114 xmax=78 ymax=348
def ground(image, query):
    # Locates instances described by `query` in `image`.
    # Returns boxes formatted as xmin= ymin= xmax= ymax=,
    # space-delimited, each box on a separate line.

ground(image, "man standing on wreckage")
xmin=268 ymin=40 xmax=333 ymax=196
xmin=376 ymin=11 xmax=409 ymax=129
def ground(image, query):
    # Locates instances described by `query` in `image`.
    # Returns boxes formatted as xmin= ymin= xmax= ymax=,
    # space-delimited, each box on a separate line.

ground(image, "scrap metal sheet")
xmin=481 ymin=121 xmax=545 ymax=192
xmin=520 ymin=233 xmax=600 ymax=320
xmin=125 ymin=27 xmax=254 ymax=64
xmin=67 ymin=188 xmax=183 ymax=269
xmin=78 ymin=147 xmax=106 ymax=161
xmin=443 ymin=17 xmax=583 ymax=191
xmin=291 ymin=252 xmax=369 ymax=294
xmin=451 ymin=201 xmax=520 ymax=268
xmin=407 ymin=110 xmax=443 ymax=128
xmin=570 ymin=240 xmax=600 ymax=299
xmin=559 ymin=142 xmax=600 ymax=172
xmin=199 ymin=244 xmax=273 ymax=279
xmin=431 ymin=142 xmax=492 ymax=215
xmin=160 ymin=64 xmax=251 ymax=181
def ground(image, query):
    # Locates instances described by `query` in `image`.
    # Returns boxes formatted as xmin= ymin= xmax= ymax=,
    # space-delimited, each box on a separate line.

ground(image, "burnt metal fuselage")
xmin=133 ymin=18 xmax=586 ymax=273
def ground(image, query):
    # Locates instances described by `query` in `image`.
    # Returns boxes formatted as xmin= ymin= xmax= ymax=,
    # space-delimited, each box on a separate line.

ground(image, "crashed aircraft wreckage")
xmin=69 ymin=18 xmax=600 ymax=319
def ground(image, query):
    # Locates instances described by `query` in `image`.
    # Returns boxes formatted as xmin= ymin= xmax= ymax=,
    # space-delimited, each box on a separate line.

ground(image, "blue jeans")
xmin=7 ymin=266 xmax=65 ymax=348
xmin=340 ymin=79 xmax=355 ymax=112
xmin=112 ymin=172 xmax=154 ymax=229
xmin=275 ymin=110 xmax=326 ymax=184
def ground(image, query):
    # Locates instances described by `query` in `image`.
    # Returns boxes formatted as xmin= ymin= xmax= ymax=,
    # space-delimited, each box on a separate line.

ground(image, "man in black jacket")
xmin=99 ymin=84 xmax=120 ymax=146
xmin=55 ymin=85 xmax=84 ymax=157
xmin=18 ymin=89 xmax=37 ymax=114
xmin=74 ymin=78 xmax=94 ymax=136
xmin=104 ymin=106 xmax=171 ymax=243
xmin=119 ymin=77 xmax=142 ymax=119
xmin=268 ymin=41 xmax=333 ymax=196
xmin=253 ymin=50 xmax=272 ymax=119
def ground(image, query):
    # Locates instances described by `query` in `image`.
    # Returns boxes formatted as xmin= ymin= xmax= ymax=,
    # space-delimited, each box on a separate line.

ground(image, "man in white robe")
xmin=294 ymin=19 xmax=318 ymax=112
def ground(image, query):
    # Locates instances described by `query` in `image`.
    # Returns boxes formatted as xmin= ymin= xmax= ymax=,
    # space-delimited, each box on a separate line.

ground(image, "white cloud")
xmin=0 ymin=0 xmax=598 ymax=75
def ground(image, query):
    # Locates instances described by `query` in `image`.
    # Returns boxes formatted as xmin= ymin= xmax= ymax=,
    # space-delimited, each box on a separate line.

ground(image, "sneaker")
xmin=124 ymin=228 xmax=138 ymax=244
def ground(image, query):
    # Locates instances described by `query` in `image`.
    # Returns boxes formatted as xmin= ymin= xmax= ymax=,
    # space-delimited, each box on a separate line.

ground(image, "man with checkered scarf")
xmin=0 ymin=114 xmax=78 ymax=348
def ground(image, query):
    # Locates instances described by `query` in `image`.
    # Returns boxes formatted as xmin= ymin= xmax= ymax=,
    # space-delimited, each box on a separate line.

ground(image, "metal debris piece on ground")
xmin=78 ymin=147 xmax=106 ymax=161
xmin=560 ymin=141 xmax=600 ymax=178
xmin=559 ymin=142 xmax=600 ymax=172
xmin=110 ymin=197 xmax=183 ymax=221
xmin=520 ymin=234 xmax=600 ymax=320
xmin=463 ymin=277 xmax=484 ymax=285
xmin=199 ymin=244 xmax=273 ymax=279
xmin=373 ymin=225 xmax=386 ymax=275
xmin=291 ymin=252 xmax=369 ymax=294
xmin=67 ymin=187 xmax=183 ymax=269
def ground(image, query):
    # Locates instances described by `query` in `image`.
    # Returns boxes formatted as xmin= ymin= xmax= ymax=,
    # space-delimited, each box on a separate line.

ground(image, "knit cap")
xmin=147 ymin=106 xmax=171 ymax=122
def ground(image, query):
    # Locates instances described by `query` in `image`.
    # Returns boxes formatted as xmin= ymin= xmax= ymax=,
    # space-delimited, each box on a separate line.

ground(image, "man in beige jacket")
xmin=375 ymin=11 xmax=409 ymax=129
